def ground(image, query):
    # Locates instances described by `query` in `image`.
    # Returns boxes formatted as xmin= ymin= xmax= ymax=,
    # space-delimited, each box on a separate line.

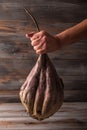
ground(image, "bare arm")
xmin=56 ymin=19 xmax=87 ymax=48
xmin=26 ymin=19 xmax=87 ymax=54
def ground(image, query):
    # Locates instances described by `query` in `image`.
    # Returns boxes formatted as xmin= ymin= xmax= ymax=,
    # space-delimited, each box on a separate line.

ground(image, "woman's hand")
xmin=26 ymin=19 xmax=87 ymax=54
xmin=26 ymin=30 xmax=62 ymax=54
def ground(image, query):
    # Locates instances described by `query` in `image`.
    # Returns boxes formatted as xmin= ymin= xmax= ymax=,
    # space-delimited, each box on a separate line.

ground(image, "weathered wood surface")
xmin=0 ymin=0 xmax=86 ymax=101
xmin=0 ymin=0 xmax=87 ymax=129
xmin=0 ymin=102 xmax=86 ymax=130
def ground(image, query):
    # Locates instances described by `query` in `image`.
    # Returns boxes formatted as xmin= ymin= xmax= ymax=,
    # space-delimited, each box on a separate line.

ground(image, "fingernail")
xmin=26 ymin=32 xmax=35 ymax=38
xmin=26 ymin=34 xmax=29 ymax=38
xmin=26 ymin=33 xmax=33 ymax=38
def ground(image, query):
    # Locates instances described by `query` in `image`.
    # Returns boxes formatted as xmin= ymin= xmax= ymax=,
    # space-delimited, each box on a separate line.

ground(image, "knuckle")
xmin=32 ymin=41 xmax=36 ymax=46
xmin=31 ymin=41 xmax=34 ymax=46
xmin=40 ymin=30 xmax=46 ymax=35
xmin=32 ymin=36 xmax=36 ymax=40
xmin=43 ymin=35 xmax=47 ymax=41
xmin=43 ymin=42 xmax=47 ymax=50
xmin=32 ymin=34 xmax=38 ymax=40
xmin=36 ymin=50 xmax=40 ymax=54
xmin=33 ymin=46 xmax=36 ymax=50
xmin=30 ymin=37 xmax=33 ymax=41
xmin=36 ymin=49 xmax=41 ymax=54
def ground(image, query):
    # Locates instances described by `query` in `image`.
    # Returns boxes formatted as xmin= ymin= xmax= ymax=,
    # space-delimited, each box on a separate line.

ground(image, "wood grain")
xmin=0 ymin=0 xmax=87 ymax=129
xmin=0 ymin=0 xmax=86 ymax=103
xmin=0 ymin=102 xmax=86 ymax=129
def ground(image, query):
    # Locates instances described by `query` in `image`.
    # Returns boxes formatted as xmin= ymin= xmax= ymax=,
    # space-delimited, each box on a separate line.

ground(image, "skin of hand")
xmin=26 ymin=19 xmax=87 ymax=54
xmin=26 ymin=31 xmax=62 ymax=54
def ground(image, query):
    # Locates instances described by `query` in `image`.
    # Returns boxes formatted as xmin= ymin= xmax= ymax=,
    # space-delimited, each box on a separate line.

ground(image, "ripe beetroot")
xmin=19 ymin=54 xmax=64 ymax=120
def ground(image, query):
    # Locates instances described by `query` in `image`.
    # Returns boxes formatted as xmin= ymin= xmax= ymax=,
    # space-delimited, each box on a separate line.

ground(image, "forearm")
xmin=26 ymin=19 xmax=87 ymax=54
xmin=56 ymin=19 xmax=87 ymax=48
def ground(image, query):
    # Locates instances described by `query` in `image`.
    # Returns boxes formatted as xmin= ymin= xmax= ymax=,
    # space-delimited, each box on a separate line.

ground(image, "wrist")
xmin=54 ymin=35 xmax=63 ymax=50
xmin=55 ymin=30 xmax=70 ymax=49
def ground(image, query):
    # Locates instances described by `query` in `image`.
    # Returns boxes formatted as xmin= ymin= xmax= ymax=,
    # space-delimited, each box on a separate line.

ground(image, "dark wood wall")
xmin=0 ymin=0 xmax=87 ymax=129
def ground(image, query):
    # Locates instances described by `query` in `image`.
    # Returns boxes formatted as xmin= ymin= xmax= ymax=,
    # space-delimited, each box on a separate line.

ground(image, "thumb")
xmin=26 ymin=32 xmax=35 ymax=39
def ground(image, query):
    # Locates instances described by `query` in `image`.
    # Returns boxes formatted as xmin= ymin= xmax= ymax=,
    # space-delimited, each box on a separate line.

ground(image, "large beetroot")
xmin=19 ymin=54 xmax=64 ymax=120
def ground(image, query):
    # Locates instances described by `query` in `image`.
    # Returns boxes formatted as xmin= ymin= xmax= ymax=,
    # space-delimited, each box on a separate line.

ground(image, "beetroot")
xmin=19 ymin=54 xmax=64 ymax=120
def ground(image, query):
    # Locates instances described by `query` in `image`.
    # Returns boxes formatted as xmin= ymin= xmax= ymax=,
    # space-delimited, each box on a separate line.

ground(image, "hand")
xmin=26 ymin=30 xmax=61 ymax=54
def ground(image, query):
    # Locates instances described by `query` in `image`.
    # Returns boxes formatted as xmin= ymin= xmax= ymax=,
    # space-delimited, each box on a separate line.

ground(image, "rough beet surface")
xmin=19 ymin=54 xmax=64 ymax=120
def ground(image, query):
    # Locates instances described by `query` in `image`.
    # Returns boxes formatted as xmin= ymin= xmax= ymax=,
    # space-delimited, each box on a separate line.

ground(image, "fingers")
xmin=31 ymin=36 xmax=42 ymax=46
xmin=34 ymin=41 xmax=46 ymax=51
xmin=33 ymin=42 xmax=43 ymax=50
xmin=26 ymin=30 xmax=47 ymax=54
xmin=36 ymin=48 xmax=46 ymax=54
xmin=26 ymin=32 xmax=35 ymax=39
xmin=26 ymin=30 xmax=46 ymax=40
xmin=32 ymin=38 xmax=46 ymax=54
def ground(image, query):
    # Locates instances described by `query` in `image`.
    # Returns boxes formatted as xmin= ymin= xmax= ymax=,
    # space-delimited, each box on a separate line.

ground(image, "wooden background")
xmin=0 ymin=0 xmax=87 ymax=129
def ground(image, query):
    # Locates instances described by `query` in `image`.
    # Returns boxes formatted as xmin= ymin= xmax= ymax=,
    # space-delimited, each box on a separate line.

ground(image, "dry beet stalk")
xmin=19 ymin=9 xmax=64 ymax=120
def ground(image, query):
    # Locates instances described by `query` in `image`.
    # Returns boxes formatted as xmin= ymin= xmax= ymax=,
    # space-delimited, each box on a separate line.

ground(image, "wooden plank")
xmin=0 ymin=75 xmax=86 ymax=92
xmin=0 ymin=20 xmax=85 ymax=34
xmin=0 ymin=18 xmax=76 ymax=35
xmin=0 ymin=42 xmax=87 ymax=60
xmin=0 ymin=59 xmax=86 ymax=81
xmin=0 ymin=102 xmax=86 ymax=129
xmin=0 ymin=102 xmax=86 ymax=120
xmin=57 ymin=0 xmax=87 ymax=4
xmin=0 ymin=0 xmax=86 ymax=4
xmin=64 ymin=90 xmax=87 ymax=102
xmin=0 ymin=20 xmax=78 ymax=34
xmin=0 ymin=75 xmax=87 ymax=92
xmin=0 ymin=89 xmax=87 ymax=103
xmin=0 ymin=39 xmax=87 ymax=59
xmin=0 ymin=2 xmax=86 ymax=23
xmin=0 ymin=0 xmax=86 ymax=6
